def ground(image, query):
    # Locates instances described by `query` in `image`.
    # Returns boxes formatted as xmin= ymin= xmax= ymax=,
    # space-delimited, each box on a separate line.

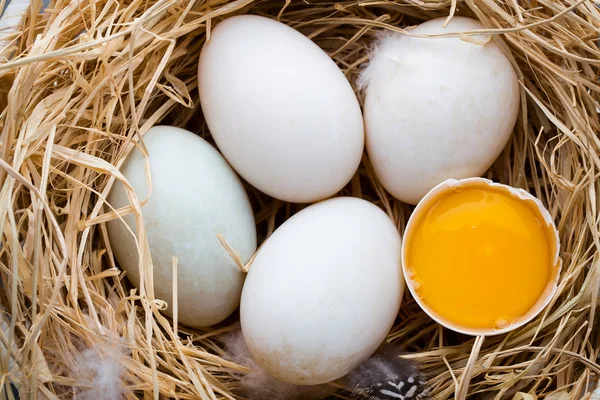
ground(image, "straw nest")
xmin=0 ymin=0 xmax=599 ymax=399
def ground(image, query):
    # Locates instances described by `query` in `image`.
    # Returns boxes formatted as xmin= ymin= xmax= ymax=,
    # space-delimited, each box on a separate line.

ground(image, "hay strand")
xmin=0 ymin=0 xmax=599 ymax=398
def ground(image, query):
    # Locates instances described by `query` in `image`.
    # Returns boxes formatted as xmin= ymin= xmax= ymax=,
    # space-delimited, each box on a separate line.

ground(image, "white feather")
xmin=73 ymin=341 xmax=127 ymax=400
xmin=357 ymin=30 xmax=409 ymax=92
xmin=223 ymin=330 xmax=329 ymax=400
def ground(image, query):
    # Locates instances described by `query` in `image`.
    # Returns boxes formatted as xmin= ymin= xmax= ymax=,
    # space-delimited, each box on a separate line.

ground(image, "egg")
xmin=198 ymin=15 xmax=364 ymax=204
xmin=402 ymin=178 xmax=560 ymax=335
xmin=361 ymin=16 xmax=520 ymax=205
xmin=240 ymin=197 xmax=403 ymax=385
xmin=106 ymin=126 xmax=257 ymax=328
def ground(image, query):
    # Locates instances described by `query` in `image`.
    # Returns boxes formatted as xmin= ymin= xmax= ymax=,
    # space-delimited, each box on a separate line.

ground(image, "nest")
xmin=0 ymin=0 xmax=599 ymax=399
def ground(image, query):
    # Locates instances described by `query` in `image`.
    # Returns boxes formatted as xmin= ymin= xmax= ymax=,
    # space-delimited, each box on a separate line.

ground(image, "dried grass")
xmin=0 ymin=0 xmax=599 ymax=399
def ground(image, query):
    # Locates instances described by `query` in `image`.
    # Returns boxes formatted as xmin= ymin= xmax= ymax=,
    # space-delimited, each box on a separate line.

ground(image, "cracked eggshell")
xmin=240 ymin=197 xmax=403 ymax=385
xmin=198 ymin=15 xmax=364 ymax=203
xmin=402 ymin=177 xmax=561 ymax=336
xmin=107 ymin=126 xmax=257 ymax=328
xmin=362 ymin=16 xmax=520 ymax=205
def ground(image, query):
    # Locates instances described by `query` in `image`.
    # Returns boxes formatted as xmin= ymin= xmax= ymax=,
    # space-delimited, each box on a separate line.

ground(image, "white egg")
xmin=240 ymin=197 xmax=403 ymax=385
xmin=107 ymin=126 xmax=257 ymax=328
xmin=198 ymin=15 xmax=364 ymax=204
xmin=362 ymin=16 xmax=520 ymax=205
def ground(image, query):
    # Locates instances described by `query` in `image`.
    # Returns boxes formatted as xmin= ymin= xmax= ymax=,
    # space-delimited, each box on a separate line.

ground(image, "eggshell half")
xmin=401 ymin=177 xmax=561 ymax=336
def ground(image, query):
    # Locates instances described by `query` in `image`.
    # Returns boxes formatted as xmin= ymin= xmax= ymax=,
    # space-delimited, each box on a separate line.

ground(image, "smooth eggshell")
xmin=240 ymin=197 xmax=403 ymax=385
xmin=107 ymin=126 xmax=257 ymax=328
xmin=363 ymin=17 xmax=520 ymax=204
xmin=198 ymin=15 xmax=364 ymax=203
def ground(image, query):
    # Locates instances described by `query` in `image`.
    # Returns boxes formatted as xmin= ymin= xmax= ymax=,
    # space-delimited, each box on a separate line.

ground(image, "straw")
xmin=0 ymin=0 xmax=599 ymax=398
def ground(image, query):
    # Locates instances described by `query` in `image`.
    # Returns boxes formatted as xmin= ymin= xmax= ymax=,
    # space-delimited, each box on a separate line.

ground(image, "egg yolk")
xmin=405 ymin=187 xmax=554 ymax=331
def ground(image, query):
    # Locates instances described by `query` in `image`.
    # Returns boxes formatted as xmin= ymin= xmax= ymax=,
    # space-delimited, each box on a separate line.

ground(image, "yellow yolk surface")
xmin=405 ymin=187 xmax=554 ymax=331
